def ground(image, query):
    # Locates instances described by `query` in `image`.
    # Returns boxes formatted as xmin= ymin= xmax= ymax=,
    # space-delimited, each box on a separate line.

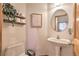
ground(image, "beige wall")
xmin=26 ymin=3 xmax=48 ymax=55
xmin=48 ymin=3 xmax=74 ymax=39
xmin=2 ymin=3 xmax=48 ymax=56
xmin=2 ymin=3 xmax=74 ymax=56
xmin=2 ymin=3 xmax=27 ymax=55
xmin=48 ymin=3 xmax=74 ymax=56
xmin=24 ymin=3 xmax=74 ymax=56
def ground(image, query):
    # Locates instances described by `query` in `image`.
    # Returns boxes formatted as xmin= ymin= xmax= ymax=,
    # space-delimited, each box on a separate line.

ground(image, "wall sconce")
xmin=68 ymin=28 xmax=72 ymax=35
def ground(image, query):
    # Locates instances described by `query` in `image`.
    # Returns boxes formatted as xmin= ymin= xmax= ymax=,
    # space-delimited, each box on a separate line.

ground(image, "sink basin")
xmin=48 ymin=38 xmax=72 ymax=46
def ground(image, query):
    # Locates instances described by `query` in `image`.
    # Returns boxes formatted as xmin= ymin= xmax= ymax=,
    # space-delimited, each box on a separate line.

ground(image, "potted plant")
xmin=3 ymin=3 xmax=17 ymax=26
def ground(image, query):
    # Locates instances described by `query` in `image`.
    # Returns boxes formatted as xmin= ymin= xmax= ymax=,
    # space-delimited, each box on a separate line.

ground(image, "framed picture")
xmin=31 ymin=13 xmax=42 ymax=28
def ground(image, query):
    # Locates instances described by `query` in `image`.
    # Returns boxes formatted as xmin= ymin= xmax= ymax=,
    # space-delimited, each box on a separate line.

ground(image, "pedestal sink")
xmin=48 ymin=38 xmax=72 ymax=56
xmin=48 ymin=38 xmax=71 ymax=46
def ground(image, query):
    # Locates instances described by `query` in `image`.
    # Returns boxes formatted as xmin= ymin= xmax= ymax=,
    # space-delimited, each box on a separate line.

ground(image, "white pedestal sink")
xmin=48 ymin=38 xmax=72 ymax=56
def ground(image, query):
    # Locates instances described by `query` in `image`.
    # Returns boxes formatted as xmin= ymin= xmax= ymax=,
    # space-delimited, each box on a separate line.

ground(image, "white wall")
xmin=2 ymin=3 xmax=27 ymax=55
xmin=2 ymin=3 xmax=74 ymax=56
xmin=26 ymin=3 xmax=74 ymax=56
xmin=48 ymin=3 xmax=74 ymax=56
xmin=48 ymin=3 xmax=74 ymax=39
xmin=26 ymin=3 xmax=48 ymax=55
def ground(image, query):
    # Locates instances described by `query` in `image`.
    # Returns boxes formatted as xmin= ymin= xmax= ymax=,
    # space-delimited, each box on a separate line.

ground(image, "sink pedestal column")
xmin=55 ymin=46 xmax=62 ymax=56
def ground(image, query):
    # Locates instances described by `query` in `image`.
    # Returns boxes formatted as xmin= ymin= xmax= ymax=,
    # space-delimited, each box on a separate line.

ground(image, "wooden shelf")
xmin=15 ymin=15 xmax=26 ymax=19
xmin=3 ymin=15 xmax=26 ymax=19
xmin=4 ymin=19 xmax=26 ymax=25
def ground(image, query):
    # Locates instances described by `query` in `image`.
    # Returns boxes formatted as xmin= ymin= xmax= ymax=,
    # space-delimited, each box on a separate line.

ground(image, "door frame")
xmin=0 ymin=3 xmax=3 ymax=55
xmin=74 ymin=3 xmax=76 ymax=38
xmin=73 ymin=3 xmax=79 ymax=56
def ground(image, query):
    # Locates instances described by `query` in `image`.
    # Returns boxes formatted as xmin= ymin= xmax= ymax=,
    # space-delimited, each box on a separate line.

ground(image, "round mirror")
xmin=51 ymin=9 xmax=68 ymax=32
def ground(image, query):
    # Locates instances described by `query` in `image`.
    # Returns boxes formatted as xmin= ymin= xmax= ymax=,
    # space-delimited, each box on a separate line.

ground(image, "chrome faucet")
xmin=57 ymin=35 xmax=60 ymax=39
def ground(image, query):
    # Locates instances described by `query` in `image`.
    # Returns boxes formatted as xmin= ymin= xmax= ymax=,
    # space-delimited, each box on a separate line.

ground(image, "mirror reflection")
xmin=51 ymin=9 xmax=68 ymax=32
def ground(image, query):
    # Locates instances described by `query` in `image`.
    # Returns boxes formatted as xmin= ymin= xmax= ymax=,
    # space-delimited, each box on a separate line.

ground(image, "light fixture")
xmin=54 ymin=3 xmax=64 ymax=7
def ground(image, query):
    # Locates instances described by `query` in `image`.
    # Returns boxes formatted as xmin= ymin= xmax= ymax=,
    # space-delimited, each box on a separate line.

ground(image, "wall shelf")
xmin=3 ymin=3 xmax=26 ymax=26
xmin=15 ymin=15 xmax=26 ymax=19
xmin=4 ymin=19 xmax=26 ymax=25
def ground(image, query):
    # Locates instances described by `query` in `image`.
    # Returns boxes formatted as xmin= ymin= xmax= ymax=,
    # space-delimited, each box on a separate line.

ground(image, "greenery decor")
xmin=3 ymin=3 xmax=17 ymax=26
